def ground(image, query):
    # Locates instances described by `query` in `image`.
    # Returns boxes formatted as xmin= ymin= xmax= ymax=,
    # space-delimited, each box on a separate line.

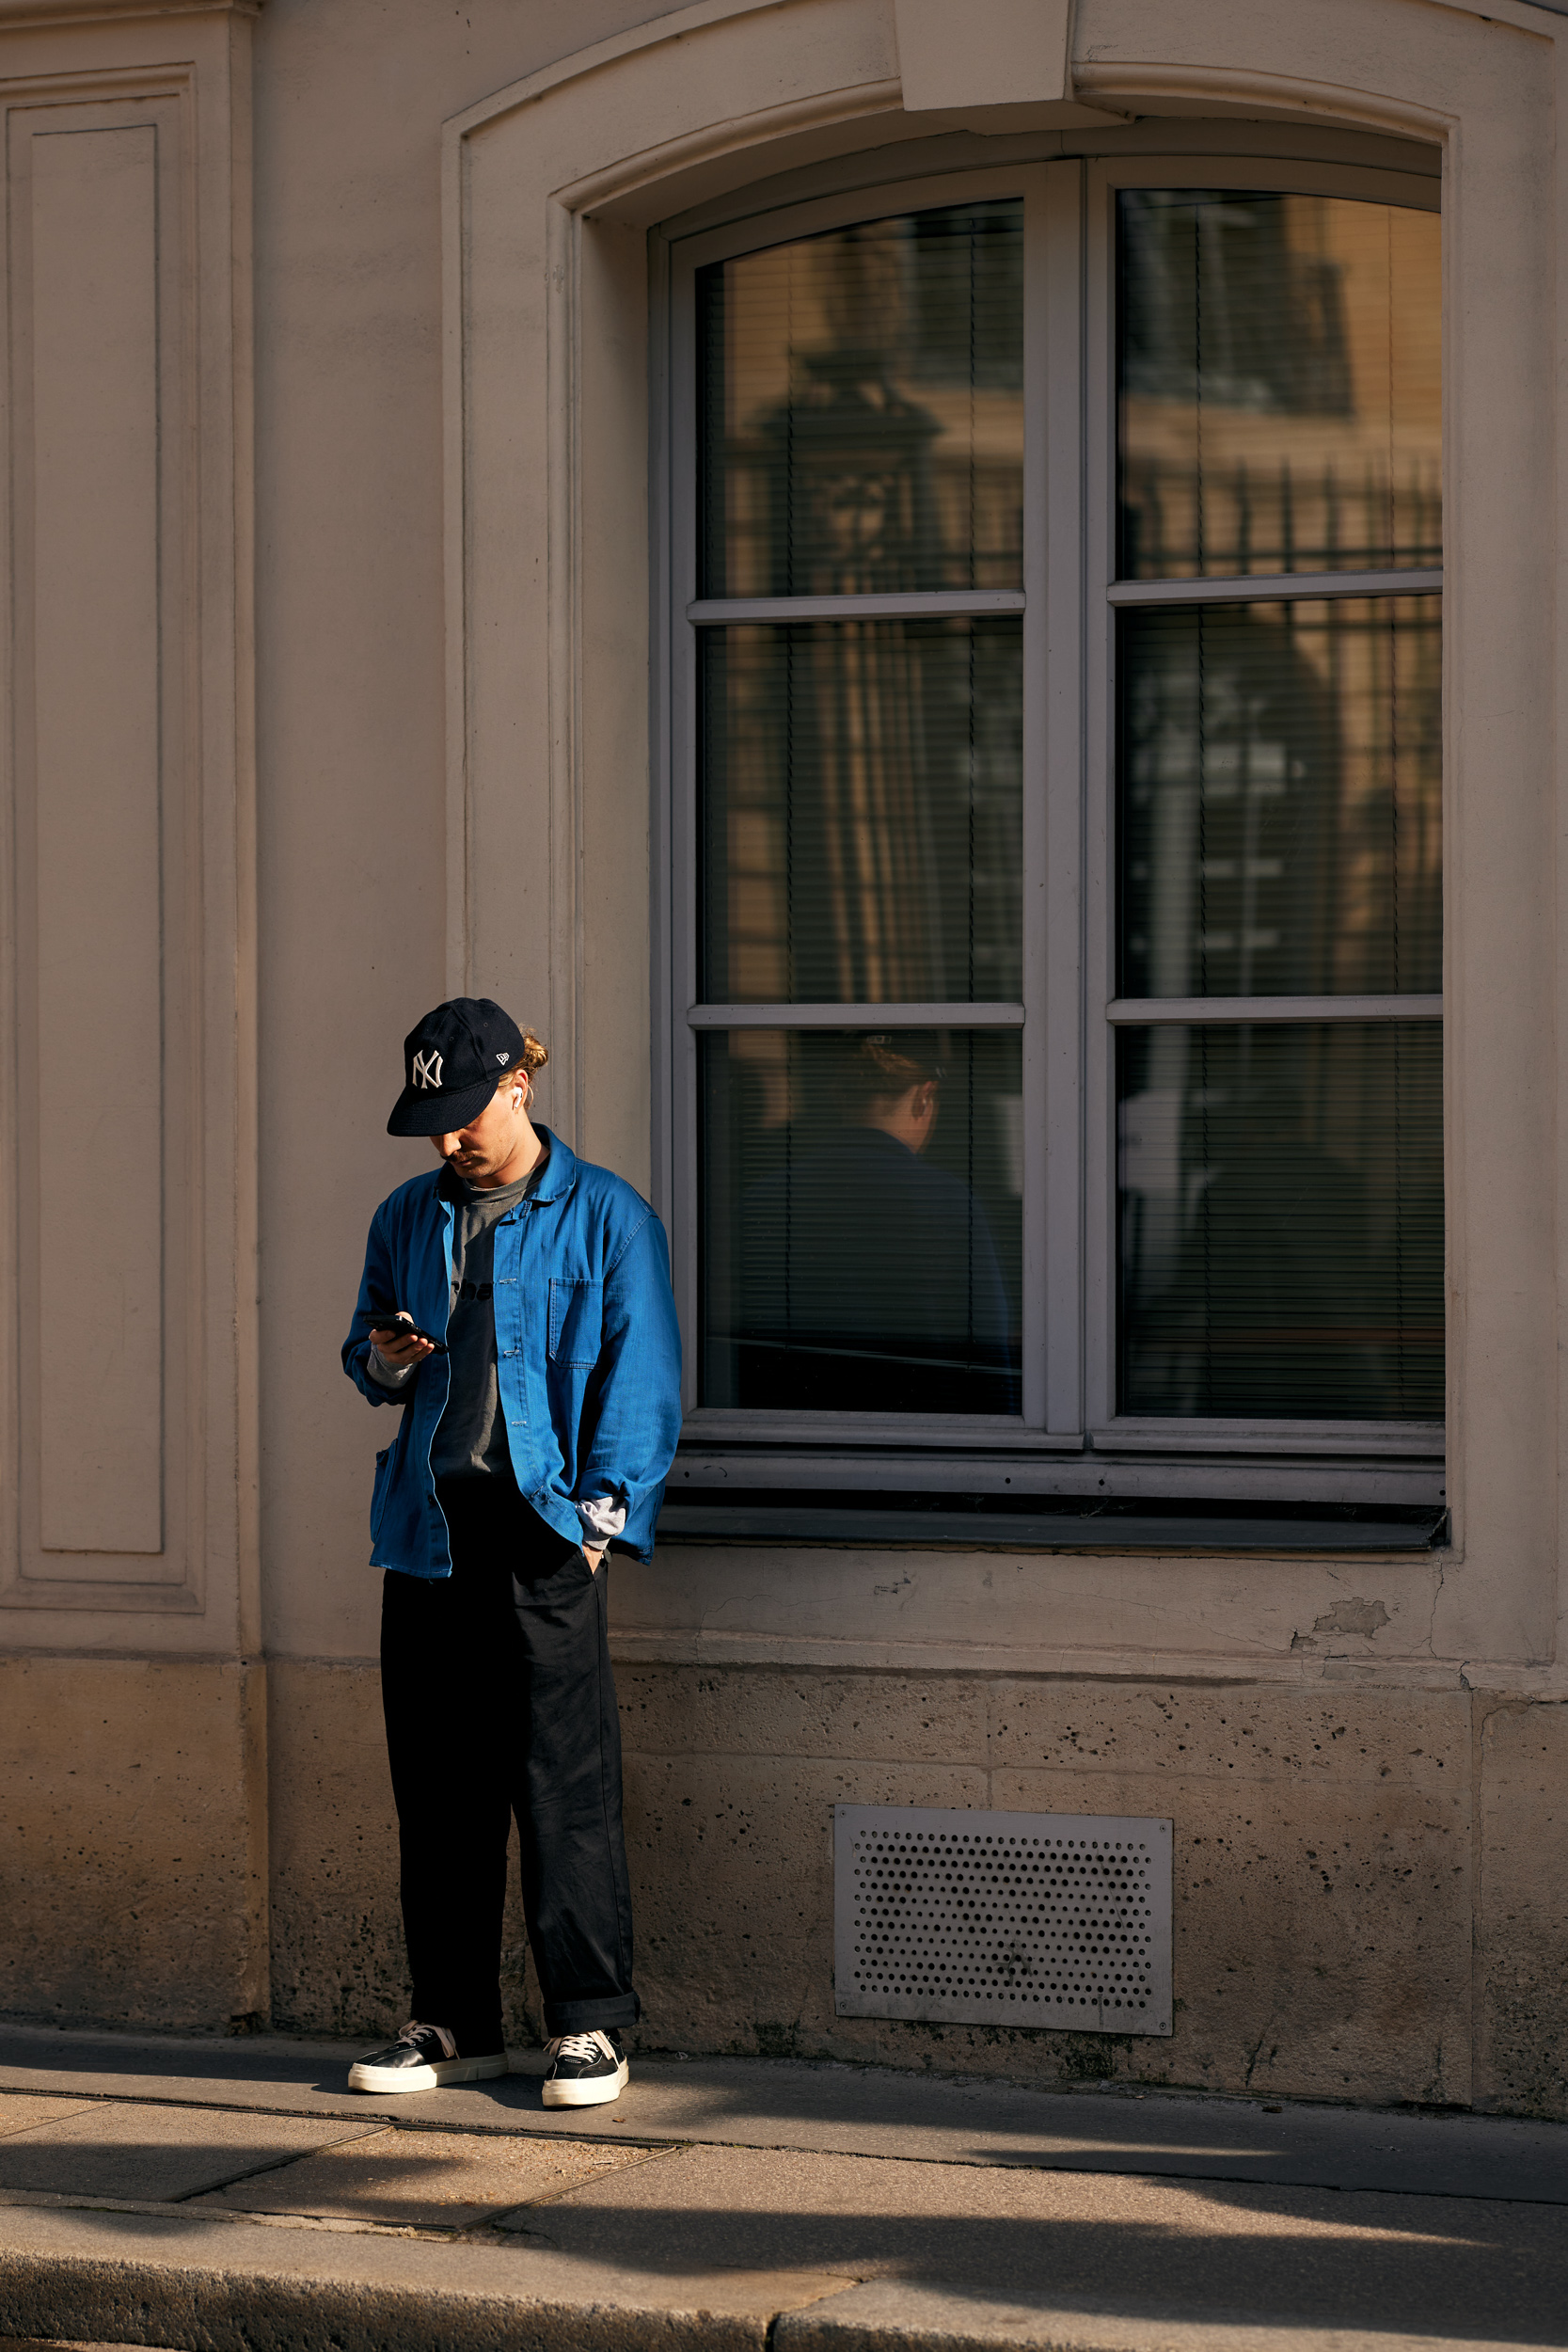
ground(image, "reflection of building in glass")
xmin=701 ymin=203 xmax=1023 ymax=596
xmin=1118 ymin=193 xmax=1441 ymax=577
xmin=1116 ymin=598 xmax=1443 ymax=1420
xmin=1113 ymin=187 xmax=1443 ymax=1422
xmin=1120 ymin=597 xmax=1442 ymax=1002
xmin=697 ymin=209 xmax=1025 ymax=1005
xmin=702 ymin=619 xmax=1022 ymax=1006
xmin=694 ymin=202 xmax=1027 ymax=1414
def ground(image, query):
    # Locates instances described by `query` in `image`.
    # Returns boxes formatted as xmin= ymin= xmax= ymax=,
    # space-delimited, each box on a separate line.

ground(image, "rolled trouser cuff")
xmin=543 ymin=1990 xmax=641 ymax=2037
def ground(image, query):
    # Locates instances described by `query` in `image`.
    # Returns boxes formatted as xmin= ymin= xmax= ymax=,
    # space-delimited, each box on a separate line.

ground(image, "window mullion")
xmin=689 ymin=591 xmax=1025 ymax=623
xmin=1037 ymin=156 xmax=1084 ymax=1435
xmin=1082 ymin=157 xmax=1120 ymax=1437
xmin=687 ymin=1002 xmax=1024 ymax=1027
xmin=1108 ymin=996 xmax=1442 ymax=1025
xmin=1108 ymin=568 xmax=1442 ymax=608
xmin=669 ymin=239 xmax=703 ymax=1421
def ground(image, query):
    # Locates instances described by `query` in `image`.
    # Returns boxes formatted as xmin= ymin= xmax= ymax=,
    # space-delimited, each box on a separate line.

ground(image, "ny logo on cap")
xmin=412 ymin=1049 xmax=443 ymax=1091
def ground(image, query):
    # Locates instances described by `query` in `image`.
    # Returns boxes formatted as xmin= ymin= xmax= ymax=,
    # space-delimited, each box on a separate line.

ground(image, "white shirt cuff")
xmin=367 ymin=1342 xmax=416 ymax=1390
xmin=576 ymin=1495 xmax=627 ymax=1547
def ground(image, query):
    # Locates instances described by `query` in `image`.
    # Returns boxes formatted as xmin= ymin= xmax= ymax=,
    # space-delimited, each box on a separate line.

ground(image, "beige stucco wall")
xmin=250 ymin=0 xmax=677 ymax=1667
xmin=2 ymin=0 xmax=1566 ymax=2120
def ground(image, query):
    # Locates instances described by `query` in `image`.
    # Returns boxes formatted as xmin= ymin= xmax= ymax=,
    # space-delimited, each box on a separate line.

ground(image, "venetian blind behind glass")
xmin=699 ymin=201 xmax=1024 ymax=597
xmin=1118 ymin=597 xmax=1441 ymax=999
xmin=1115 ymin=187 xmax=1443 ymax=1425
xmin=701 ymin=1027 xmax=1022 ymax=1412
xmin=701 ymin=618 xmax=1023 ymax=1003
xmin=1118 ymin=192 xmax=1441 ymax=580
xmin=1117 ymin=1022 xmax=1443 ymax=1419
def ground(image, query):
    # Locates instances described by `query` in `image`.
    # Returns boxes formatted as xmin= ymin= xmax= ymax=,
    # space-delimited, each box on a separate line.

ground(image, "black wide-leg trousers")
xmin=378 ymin=1475 xmax=638 ymax=2051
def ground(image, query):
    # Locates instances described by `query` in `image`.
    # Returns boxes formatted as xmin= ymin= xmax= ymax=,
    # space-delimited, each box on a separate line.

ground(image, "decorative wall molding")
xmin=0 ymin=1 xmax=260 ymax=25
xmin=1072 ymin=58 xmax=1456 ymax=136
xmin=0 ymin=9 xmax=257 ymax=1630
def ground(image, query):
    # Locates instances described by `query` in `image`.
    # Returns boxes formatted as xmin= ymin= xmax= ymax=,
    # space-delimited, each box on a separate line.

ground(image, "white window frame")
xmin=658 ymin=148 xmax=1446 ymax=1506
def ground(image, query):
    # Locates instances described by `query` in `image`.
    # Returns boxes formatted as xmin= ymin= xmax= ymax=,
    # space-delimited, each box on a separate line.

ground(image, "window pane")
xmin=701 ymin=617 xmax=1022 ymax=1003
xmin=699 ymin=201 xmax=1024 ymax=597
xmin=1118 ymin=192 xmax=1440 ymax=580
xmin=1118 ymin=597 xmax=1441 ymax=999
xmin=1117 ymin=1021 xmax=1443 ymax=1419
xmin=700 ymin=1027 xmax=1022 ymax=1411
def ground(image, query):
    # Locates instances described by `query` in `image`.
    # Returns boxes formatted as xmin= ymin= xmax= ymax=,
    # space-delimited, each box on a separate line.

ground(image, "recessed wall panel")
xmin=29 ymin=126 xmax=163 ymax=1555
xmin=0 ymin=42 xmax=252 ymax=1629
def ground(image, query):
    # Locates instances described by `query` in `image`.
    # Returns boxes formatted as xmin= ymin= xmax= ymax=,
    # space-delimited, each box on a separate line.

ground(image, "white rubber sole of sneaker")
xmin=542 ymin=2058 xmax=630 ymax=2108
xmin=346 ymin=2052 xmax=509 ymax=2095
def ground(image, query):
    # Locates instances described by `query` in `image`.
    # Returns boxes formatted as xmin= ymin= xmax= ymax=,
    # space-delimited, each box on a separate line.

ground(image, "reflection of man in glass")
xmin=739 ymin=1034 xmax=1014 ymax=1413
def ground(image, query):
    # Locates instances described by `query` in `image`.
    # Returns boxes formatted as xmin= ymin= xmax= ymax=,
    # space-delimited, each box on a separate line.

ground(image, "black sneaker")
xmin=347 ymin=2022 xmax=508 ymax=2095
xmin=542 ymin=2028 xmax=629 ymax=2107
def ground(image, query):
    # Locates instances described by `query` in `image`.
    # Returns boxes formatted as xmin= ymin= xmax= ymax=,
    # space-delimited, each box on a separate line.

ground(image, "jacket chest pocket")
xmin=548 ymin=1278 xmax=604 ymax=1369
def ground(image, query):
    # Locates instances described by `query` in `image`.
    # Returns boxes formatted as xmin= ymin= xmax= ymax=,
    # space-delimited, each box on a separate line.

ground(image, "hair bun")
xmin=520 ymin=1029 xmax=549 ymax=1075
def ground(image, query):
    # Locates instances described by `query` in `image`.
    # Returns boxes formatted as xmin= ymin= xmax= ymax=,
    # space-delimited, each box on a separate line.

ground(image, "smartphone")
xmin=366 ymin=1311 xmax=449 ymax=1356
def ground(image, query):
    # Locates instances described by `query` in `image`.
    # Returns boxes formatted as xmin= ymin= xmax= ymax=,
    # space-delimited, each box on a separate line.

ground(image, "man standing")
xmin=341 ymin=998 xmax=681 ymax=2106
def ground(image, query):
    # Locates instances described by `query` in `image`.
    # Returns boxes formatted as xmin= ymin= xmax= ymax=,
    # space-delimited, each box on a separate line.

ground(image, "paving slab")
xmin=0 ymin=2097 xmax=95 ymax=2139
xmin=496 ymin=2139 xmax=1568 ymax=2345
xmin=190 ymin=2126 xmax=664 ymax=2232
xmin=0 ymin=2101 xmax=379 ymax=2203
xmin=1 ymin=2026 xmax=1565 ymax=2201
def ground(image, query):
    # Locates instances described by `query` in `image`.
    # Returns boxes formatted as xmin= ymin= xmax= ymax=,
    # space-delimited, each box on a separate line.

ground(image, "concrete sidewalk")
xmin=0 ymin=2027 xmax=1565 ymax=2352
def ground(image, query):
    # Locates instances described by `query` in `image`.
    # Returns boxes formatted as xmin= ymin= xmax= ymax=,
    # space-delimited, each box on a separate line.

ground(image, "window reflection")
xmin=1118 ymin=192 xmax=1440 ymax=579
xmin=1118 ymin=598 xmax=1441 ymax=999
xmin=1117 ymin=1022 xmax=1443 ymax=1419
xmin=700 ymin=202 xmax=1024 ymax=597
xmin=701 ymin=1029 xmax=1022 ymax=1411
xmin=701 ymin=619 xmax=1022 ymax=1004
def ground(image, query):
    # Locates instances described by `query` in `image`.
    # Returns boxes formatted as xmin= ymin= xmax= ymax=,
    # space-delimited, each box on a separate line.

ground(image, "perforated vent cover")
xmin=834 ymin=1804 xmax=1173 ymax=2036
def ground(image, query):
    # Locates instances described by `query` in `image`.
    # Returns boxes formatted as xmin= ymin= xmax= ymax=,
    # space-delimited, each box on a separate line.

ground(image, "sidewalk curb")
xmin=0 ymin=2249 xmax=781 ymax=2352
xmin=0 ymin=2249 xmax=1511 ymax=2352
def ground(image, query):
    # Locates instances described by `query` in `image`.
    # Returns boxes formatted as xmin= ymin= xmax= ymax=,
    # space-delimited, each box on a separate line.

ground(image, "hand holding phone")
xmin=367 ymin=1311 xmax=449 ymax=1357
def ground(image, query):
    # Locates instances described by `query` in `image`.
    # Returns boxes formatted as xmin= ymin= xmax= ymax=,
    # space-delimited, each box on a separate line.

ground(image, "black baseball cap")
xmin=387 ymin=997 xmax=529 ymax=1137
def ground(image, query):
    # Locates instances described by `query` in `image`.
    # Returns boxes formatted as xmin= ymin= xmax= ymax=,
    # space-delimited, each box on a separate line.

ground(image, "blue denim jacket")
xmin=342 ymin=1127 xmax=682 ymax=1572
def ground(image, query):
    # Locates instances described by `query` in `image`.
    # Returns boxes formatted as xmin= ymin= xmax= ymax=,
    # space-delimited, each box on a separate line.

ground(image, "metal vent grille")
xmin=834 ymin=1804 xmax=1172 ymax=2036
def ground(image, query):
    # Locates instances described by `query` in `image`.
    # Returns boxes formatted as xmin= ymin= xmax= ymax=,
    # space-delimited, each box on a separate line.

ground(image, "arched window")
xmin=663 ymin=149 xmax=1442 ymax=1520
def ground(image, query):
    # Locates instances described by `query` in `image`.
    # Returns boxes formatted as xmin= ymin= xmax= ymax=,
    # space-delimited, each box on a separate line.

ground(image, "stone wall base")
xmin=0 ymin=1656 xmax=268 ymax=2032
xmin=5 ymin=1652 xmax=1564 ymax=2117
xmin=262 ymin=1658 xmax=1568 ymax=2117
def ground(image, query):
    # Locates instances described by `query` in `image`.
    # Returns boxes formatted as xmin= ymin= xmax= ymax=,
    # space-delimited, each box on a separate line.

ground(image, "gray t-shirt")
xmin=430 ymin=1158 xmax=546 ymax=1481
